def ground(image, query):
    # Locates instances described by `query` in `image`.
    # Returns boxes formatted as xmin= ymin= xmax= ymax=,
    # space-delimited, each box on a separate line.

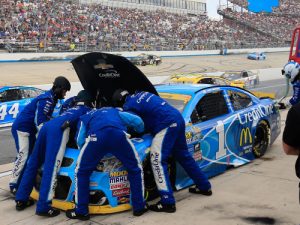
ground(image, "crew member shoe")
xmin=66 ymin=209 xmax=90 ymax=221
xmin=189 ymin=186 xmax=212 ymax=196
xmin=133 ymin=207 xmax=148 ymax=216
xmin=10 ymin=188 xmax=17 ymax=196
xmin=148 ymin=201 xmax=176 ymax=213
xmin=16 ymin=199 xmax=35 ymax=211
xmin=36 ymin=208 xmax=60 ymax=217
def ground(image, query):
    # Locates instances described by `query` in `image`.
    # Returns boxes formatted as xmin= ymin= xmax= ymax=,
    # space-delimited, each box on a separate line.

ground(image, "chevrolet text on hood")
xmin=71 ymin=52 xmax=158 ymax=106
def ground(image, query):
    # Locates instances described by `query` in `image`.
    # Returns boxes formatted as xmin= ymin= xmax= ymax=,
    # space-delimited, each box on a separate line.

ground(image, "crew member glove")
xmin=61 ymin=121 xmax=70 ymax=130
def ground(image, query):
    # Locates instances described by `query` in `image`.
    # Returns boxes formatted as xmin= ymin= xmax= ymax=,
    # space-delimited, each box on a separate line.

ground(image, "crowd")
xmin=228 ymin=0 xmax=300 ymax=16
xmin=219 ymin=8 xmax=298 ymax=41
xmin=0 ymin=0 xmax=291 ymax=52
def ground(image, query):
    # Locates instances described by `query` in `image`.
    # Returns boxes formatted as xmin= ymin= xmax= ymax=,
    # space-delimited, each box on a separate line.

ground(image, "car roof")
xmin=156 ymin=83 xmax=212 ymax=95
xmin=0 ymin=86 xmax=41 ymax=92
xmin=0 ymin=86 xmax=21 ymax=91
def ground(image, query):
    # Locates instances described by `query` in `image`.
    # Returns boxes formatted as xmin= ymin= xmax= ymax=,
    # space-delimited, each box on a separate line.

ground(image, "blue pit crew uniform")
xmin=59 ymin=96 xmax=77 ymax=114
xmin=290 ymin=80 xmax=300 ymax=106
xmin=74 ymin=107 xmax=145 ymax=215
xmin=123 ymin=91 xmax=211 ymax=205
xmin=15 ymin=104 xmax=91 ymax=214
xmin=10 ymin=90 xmax=57 ymax=193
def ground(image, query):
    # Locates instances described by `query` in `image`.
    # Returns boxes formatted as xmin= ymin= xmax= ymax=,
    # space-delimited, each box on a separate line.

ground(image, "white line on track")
xmin=0 ymin=171 xmax=11 ymax=178
xmin=0 ymin=128 xmax=11 ymax=132
xmin=251 ymin=83 xmax=286 ymax=91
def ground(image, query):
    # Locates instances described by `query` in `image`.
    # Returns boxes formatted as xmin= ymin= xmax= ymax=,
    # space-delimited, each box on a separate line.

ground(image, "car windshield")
xmin=222 ymin=73 xmax=241 ymax=80
xmin=159 ymin=92 xmax=191 ymax=112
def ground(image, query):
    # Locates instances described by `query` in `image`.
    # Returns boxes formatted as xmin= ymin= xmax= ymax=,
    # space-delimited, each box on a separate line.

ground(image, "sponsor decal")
xmin=151 ymin=152 xmax=164 ymax=183
xmin=239 ymin=127 xmax=252 ymax=146
xmin=238 ymin=105 xmax=273 ymax=125
xmin=109 ymin=175 xmax=128 ymax=184
xmin=112 ymin=188 xmax=130 ymax=197
xmin=109 ymin=170 xmax=129 ymax=189
xmin=193 ymin=150 xmax=202 ymax=161
xmin=12 ymin=152 xmax=24 ymax=178
xmin=90 ymin=182 xmax=98 ymax=187
xmin=98 ymin=70 xmax=120 ymax=78
xmin=110 ymin=182 xmax=130 ymax=190
xmin=90 ymin=134 xmax=97 ymax=142
xmin=110 ymin=171 xmax=128 ymax=177
xmin=185 ymin=132 xmax=192 ymax=140
xmin=117 ymin=196 xmax=130 ymax=204
xmin=136 ymin=92 xmax=153 ymax=103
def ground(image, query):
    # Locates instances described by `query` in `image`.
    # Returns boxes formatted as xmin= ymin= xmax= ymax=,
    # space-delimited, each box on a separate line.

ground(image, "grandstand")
xmin=0 ymin=0 xmax=297 ymax=53
xmin=79 ymin=0 xmax=207 ymax=15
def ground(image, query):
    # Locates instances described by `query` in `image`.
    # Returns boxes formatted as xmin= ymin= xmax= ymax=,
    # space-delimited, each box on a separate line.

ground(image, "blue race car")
xmin=0 ymin=86 xmax=64 ymax=127
xmin=31 ymin=52 xmax=281 ymax=214
xmin=0 ymin=86 xmax=44 ymax=127
xmin=247 ymin=52 xmax=266 ymax=60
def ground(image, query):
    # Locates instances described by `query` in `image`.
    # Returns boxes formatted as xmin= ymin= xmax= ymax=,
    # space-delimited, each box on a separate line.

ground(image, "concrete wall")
xmin=0 ymin=47 xmax=289 ymax=63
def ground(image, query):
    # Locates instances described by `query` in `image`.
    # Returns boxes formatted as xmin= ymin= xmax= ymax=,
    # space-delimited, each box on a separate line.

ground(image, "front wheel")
xmin=252 ymin=120 xmax=270 ymax=158
xmin=143 ymin=155 xmax=176 ymax=201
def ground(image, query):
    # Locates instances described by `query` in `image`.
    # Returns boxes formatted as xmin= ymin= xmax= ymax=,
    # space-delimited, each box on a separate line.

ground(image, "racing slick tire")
xmin=252 ymin=120 xmax=270 ymax=158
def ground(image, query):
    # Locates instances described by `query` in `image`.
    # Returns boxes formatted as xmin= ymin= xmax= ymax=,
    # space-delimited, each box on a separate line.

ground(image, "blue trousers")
xmin=150 ymin=116 xmax=211 ymax=205
xmin=75 ymin=127 xmax=145 ymax=215
xmin=15 ymin=123 xmax=69 ymax=213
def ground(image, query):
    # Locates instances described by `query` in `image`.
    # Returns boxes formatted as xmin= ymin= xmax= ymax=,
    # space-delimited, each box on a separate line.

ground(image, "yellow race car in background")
xmin=169 ymin=73 xmax=275 ymax=99
xmin=170 ymin=73 xmax=245 ymax=88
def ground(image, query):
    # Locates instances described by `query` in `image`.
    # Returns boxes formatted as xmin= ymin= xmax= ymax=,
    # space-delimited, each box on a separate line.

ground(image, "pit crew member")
xmin=282 ymin=61 xmax=300 ymax=106
xmin=113 ymin=90 xmax=212 ymax=213
xmin=282 ymin=102 xmax=300 ymax=204
xmin=14 ymin=90 xmax=92 ymax=217
xmin=66 ymin=107 xmax=147 ymax=220
xmin=10 ymin=76 xmax=71 ymax=194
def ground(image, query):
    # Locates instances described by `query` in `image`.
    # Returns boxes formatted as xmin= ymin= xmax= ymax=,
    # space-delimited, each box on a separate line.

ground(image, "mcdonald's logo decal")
xmin=240 ymin=128 xmax=252 ymax=146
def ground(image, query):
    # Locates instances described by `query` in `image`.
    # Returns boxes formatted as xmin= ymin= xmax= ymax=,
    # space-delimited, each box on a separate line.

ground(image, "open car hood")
xmin=71 ymin=52 xmax=158 ymax=106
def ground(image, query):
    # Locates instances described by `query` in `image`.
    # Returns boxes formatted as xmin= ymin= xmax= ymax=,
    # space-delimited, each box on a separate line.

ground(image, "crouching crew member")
xmin=14 ymin=90 xmax=93 ymax=217
xmin=10 ymin=76 xmax=71 ymax=194
xmin=66 ymin=107 xmax=147 ymax=220
xmin=113 ymin=90 xmax=212 ymax=213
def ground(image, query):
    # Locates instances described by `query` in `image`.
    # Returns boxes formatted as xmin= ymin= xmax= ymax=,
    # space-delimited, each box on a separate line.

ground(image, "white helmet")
xmin=282 ymin=61 xmax=300 ymax=83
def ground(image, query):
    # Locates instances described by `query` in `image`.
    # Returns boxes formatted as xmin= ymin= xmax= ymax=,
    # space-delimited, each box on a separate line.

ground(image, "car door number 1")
xmin=0 ymin=103 xmax=19 ymax=120
xmin=215 ymin=121 xmax=226 ymax=159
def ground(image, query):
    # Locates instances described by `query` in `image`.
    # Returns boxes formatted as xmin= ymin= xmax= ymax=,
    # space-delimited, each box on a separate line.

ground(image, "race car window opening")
xmin=214 ymin=78 xmax=227 ymax=86
xmin=191 ymin=91 xmax=228 ymax=123
xmin=228 ymin=90 xmax=253 ymax=111
xmin=0 ymin=89 xmax=22 ymax=102
xmin=222 ymin=73 xmax=240 ymax=81
xmin=20 ymin=89 xmax=42 ymax=99
xmin=198 ymin=78 xmax=214 ymax=85
xmin=241 ymin=71 xmax=248 ymax=78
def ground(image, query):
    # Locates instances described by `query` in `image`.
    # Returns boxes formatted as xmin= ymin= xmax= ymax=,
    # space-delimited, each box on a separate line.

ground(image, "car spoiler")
xmin=71 ymin=52 xmax=158 ymax=106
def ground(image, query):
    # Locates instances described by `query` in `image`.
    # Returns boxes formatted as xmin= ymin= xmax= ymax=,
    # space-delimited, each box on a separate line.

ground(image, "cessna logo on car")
xmin=240 ymin=127 xmax=252 ymax=146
